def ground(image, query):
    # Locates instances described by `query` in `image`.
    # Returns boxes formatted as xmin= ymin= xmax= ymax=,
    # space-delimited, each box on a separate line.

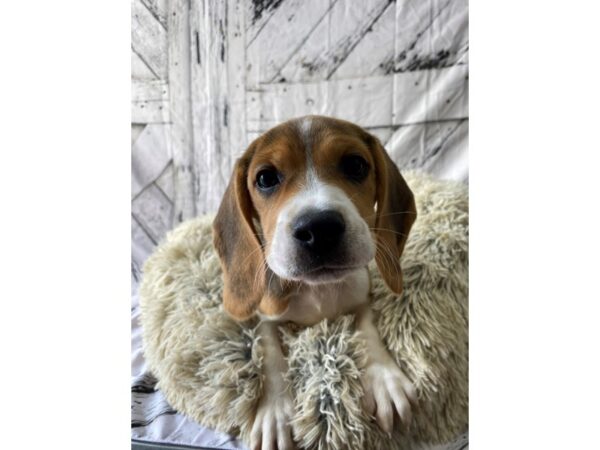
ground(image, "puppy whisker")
xmin=369 ymin=227 xmax=409 ymax=238
xmin=374 ymin=239 xmax=401 ymax=281
xmin=239 ymin=242 xmax=266 ymax=268
xmin=364 ymin=210 xmax=416 ymax=220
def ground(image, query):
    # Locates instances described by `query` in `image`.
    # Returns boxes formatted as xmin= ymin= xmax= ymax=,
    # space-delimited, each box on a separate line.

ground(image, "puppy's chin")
xmin=270 ymin=263 xmax=364 ymax=286
xmin=298 ymin=266 xmax=363 ymax=285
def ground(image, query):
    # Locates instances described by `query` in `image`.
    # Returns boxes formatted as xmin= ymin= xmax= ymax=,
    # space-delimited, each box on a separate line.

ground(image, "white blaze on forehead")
xmin=297 ymin=117 xmax=318 ymax=186
xmin=299 ymin=117 xmax=313 ymax=149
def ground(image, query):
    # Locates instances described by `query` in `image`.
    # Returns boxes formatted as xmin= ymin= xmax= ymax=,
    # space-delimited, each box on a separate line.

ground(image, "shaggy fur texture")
xmin=139 ymin=172 xmax=468 ymax=449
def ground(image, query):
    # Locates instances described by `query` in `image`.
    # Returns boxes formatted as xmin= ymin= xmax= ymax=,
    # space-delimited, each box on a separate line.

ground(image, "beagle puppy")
xmin=213 ymin=115 xmax=417 ymax=450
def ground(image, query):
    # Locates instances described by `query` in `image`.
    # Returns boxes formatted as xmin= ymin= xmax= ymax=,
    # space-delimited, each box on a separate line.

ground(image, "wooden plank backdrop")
xmin=131 ymin=0 xmax=469 ymax=265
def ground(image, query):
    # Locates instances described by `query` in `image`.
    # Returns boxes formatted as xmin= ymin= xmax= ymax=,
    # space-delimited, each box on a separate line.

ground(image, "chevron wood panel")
xmin=131 ymin=0 xmax=168 ymax=79
xmin=131 ymin=0 xmax=173 ymax=263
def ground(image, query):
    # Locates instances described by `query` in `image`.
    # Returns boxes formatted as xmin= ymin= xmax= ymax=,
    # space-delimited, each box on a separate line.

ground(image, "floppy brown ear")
xmin=213 ymin=149 xmax=264 ymax=321
xmin=371 ymin=137 xmax=417 ymax=295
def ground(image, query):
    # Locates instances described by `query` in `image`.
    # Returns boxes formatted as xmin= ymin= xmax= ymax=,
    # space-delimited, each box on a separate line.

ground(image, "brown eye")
xmin=256 ymin=168 xmax=281 ymax=192
xmin=340 ymin=154 xmax=369 ymax=182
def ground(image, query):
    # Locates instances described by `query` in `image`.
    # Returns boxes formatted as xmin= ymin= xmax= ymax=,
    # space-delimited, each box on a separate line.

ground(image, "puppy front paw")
xmin=250 ymin=393 xmax=294 ymax=450
xmin=361 ymin=361 xmax=418 ymax=434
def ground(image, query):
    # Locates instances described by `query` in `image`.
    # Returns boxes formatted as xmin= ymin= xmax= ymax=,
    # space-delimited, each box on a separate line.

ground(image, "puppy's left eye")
xmin=340 ymin=154 xmax=369 ymax=182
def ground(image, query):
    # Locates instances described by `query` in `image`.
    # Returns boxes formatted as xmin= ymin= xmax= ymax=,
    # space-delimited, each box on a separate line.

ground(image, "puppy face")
xmin=213 ymin=116 xmax=416 ymax=320
xmin=248 ymin=117 xmax=377 ymax=285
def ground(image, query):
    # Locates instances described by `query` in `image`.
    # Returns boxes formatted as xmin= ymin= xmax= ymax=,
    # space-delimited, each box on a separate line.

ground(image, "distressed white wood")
xmin=131 ymin=124 xmax=146 ymax=146
xmin=132 ymin=0 xmax=168 ymax=79
xmin=132 ymin=80 xmax=170 ymax=124
xmin=246 ymin=0 xmax=333 ymax=86
xmin=279 ymin=0 xmax=392 ymax=82
xmin=392 ymin=65 xmax=468 ymax=125
xmin=334 ymin=0 xmax=468 ymax=79
xmin=132 ymin=79 xmax=169 ymax=101
xmin=191 ymin=0 xmax=221 ymax=215
xmin=333 ymin=3 xmax=396 ymax=80
xmin=247 ymin=65 xmax=467 ymax=132
xmin=132 ymin=51 xmax=158 ymax=80
xmin=225 ymin=0 xmax=248 ymax=162
xmin=132 ymin=124 xmax=172 ymax=198
xmin=132 ymin=99 xmax=170 ymax=123
xmin=390 ymin=0 xmax=468 ymax=74
xmin=386 ymin=119 xmax=467 ymax=174
xmin=422 ymin=121 xmax=468 ymax=182
xmin=247 ymin=75 xmax=391 ymax=131
xmin=132 ymin=215 xmax=157 ymax=265
xmin=191 ymin=0 xmax=248 ymax=213
xmin=141 ymin=0 xmax=168 ymax=29
xmin=155 ymin=162 xmax=175 ymax=201
xmin=189 ymin=0 xmax=212 ymax=215
xmin=168 ymin=0 xmax=196 ymax=221
xmin=132 ymin=183 xmax=174 ymax=243
xmin=245 ymin=0 xmax=283 ymax=45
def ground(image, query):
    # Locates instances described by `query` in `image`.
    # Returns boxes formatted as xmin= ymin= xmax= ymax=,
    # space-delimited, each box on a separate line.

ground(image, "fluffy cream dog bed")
xmin=140 ymin=172 xmax=468 ymax=450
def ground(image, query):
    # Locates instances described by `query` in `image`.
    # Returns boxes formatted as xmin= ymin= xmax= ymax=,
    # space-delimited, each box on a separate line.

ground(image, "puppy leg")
xmin=356 ymin=306 xmax=418 ymax=434
xmin=250 ymin=321 xmax=294 ymax=450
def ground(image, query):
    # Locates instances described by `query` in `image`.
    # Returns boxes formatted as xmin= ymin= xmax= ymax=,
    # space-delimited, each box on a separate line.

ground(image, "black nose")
xmin=292 ymin=210 xmax=346 ymax=254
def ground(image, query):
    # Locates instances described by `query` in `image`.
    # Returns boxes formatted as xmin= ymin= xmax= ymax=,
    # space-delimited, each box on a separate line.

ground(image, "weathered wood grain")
xmin=386 ymin=118 xmax=468 ymax=181
xmin=384 ymin=0 xmax=468 ymax=75
xmin=245 ymin=0 xmax=284 ymax=45
xmin=132 ymin=99 xmax=170 ymax=124
xmin=421 ymin=120 xmax=468 ymax=182
xmin=332 ymin=2 xmax=396 ymax=80
xmin=141 ymin=0 xmax=168 ymax=30
xmin=246 ymin=0 xmax=336 ymax=86
xmin=392 ymin=64 xmax=468 ymax=125
xmin=279 ymin=0 xmax=393 ymax=82
xmin=247 ymin=75 xmax=391 ymax=130
xmin=132 ymin=215 xmax=157 ymax=266
xmin=131 ymin=80 xmax=170 ymax=123
xmin=190 ymin=0 xmax=249 ymax=213
xmin=132 ymin=183 xmax=174 ymax=244
xmin=132 ymin=50 xmax=158 ymax=81
xmin=191 ymin=0 xmax=225 ymax=215
xmin=131 ymin=124 xmax=146 ymax=146
xmin=132 ymin=79 xmax=169 ymax=101
xmin=168 ymin=0 xmax=196 ymax=222
xmin=247 ymin=66 xmax=467 ymax=131
xmin=335 ymin=0 xmax=468 ymax=79
xmin=132 ymin=0 xmax=168 ymax=79
xmin=155 ymin=161 xmax=175 ymax=202
xmin=132 ymin=124 xmax=172 ymax=199
xmin=225 ymin=0 xmax=248 ymax=163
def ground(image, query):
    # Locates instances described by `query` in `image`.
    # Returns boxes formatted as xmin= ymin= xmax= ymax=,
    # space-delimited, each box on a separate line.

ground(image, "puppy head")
xmin=213 ymin=116 xmax=416 ymax=320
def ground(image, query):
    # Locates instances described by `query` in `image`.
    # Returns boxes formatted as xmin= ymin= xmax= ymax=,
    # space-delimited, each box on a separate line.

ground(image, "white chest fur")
xmin=274 ymin=268 xmax=371 ymax=326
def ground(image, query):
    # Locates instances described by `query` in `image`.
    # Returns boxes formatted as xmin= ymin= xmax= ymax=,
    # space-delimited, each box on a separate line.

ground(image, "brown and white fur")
xmin=213 ymin=116 xmax=417 ymax=450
